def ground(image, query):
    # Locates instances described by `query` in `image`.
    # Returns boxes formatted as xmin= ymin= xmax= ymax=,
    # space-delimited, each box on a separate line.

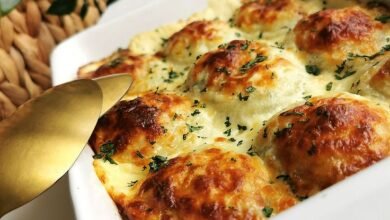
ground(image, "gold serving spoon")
xmin=0 ymin=74 xmax=131 ymax=218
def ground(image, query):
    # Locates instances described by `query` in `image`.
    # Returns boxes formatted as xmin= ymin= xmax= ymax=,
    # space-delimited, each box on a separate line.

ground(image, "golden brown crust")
xmin=234 ymin=0 xmax=301 ymax=32
xmin=186 ymin=40 xmax=278 ymax=94
xmin=294 ymin=7 xmax=377 ymax=53
xmin=257 ymin=94 xmax=390 ymax=196
xmin=78 ymin=49 xmax=147 ymax=79
xmin=161 ymin=20 xmax=237 ymax=63
xmin=89 ymin=93 xmax=191 ymax=166
xmin=124 ymin=148 xmax=297 ymax=220
xmin=164 ymin=20 xmax=216 ymax=51
xmin=370 ymin=59 xmax=390 ymax=97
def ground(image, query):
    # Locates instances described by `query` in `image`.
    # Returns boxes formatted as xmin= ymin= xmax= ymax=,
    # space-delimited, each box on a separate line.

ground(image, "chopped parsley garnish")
xmin=273 ymin=41 xmax=284 ymax=49
xmin=93 ymin=141 xmax=118 ymax=165
xmin=136 ymin=150 xmax=144 ymax=159
xmin=280 ymin=111 xmax=304 ymax=117
xmin=228 ymin=18 xmax=234 ymax=27
xmin=164 ymin=70 xmax=179 ymax=83
xmin=247 ymin=146 xmax=258 ymax=156
xmin=335 ymin=60 xmax=347 ymax=74
xmin=229 ymin=137 xmax=236 ymax=142
xmin=326 ymin=82 xmax=333 ymax=91
xmin=224 ymin=128 xmax=232 ymax=136
xmin=216 ymin=66 xmax=230 ymax=75
xmin=149 ymin=155 xmax=168 ymax=173
xmin=183 ymin=133 xmax=188 ymax=140
xmin=191 ymin=109 xmax=201 ymax=116
xmin=240 ymin=41 xmax=249 ymax=50
xmin=375 ymin=15 xmax=390 ymax=23
xmin=240 ymin=54 xmax=267 ymax=73
xmin=237 ymin=124 xmax=247 ymax=131
xmin=168 ymin=70 xmax=178 ymax=79
xmin=237 ymin=140 xmax=243 ymax=146
xmin=258 ymin=32 xmax=263 ymax=39
xmin=238 ymin=93 xmax=249 ymax=101
xmin=187 ymin=124 xmax=203 ymax=132
xmin=274 ymin=123 xmax=293 ymax=138
xmin=303 ymin=95 xmax=313 ymax=106
xmin=235 ymin=32 xmax=241 ymax=37
xmin=227 ymin=44 xmax=236 ymax=50
xmin=161 ymin=126 xmax=168 ymax=133
xmin=225 ymin=117 xmax=231 ymax=127
xmin=108 ymin=57 xmax=123 ymax=67
xmin=334 ymin=60 xmax=356 ymax=80
xmin=305 ymin=65 xmax=321 ymax=76
xmin=335 ymin=69 xmax=356 ymax=80
xmin=305 ymin=101 xmax=314 ymax=106
xmin=263 ymin=127 xmax=268 ymax=138
xmin=348 ymin=44 xmax=390 ymax=60
xmin=193 ymin=99 xmax=200 ymax=107
xmin=262 ymin=207 xmax=273 ymax=218
xmin=128 ymin=180 xmax=138 ymax=187
xmin=160 ymin=37 xmax=168 ymax=46
xmin=276 ymin=174 xmax=291 ymax=182
xmin=245 ymin=86 xmax=256 ymax=93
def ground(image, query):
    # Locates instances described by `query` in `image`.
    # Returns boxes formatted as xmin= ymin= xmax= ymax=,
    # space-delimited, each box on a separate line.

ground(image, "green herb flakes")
xmin=240 ymin=55 xmax=267 ymax=73
xmin=191 ymin=109 xmax=201 ymax=116
xmin=187 ymin=124 xmax=203 ymax=132
xmin=245 ymin=86 xmax=256 ymax=93
xmin=326 ymin=82 xmax=333 ymax=91
xmin=136 ymin=150 xmax=144 ymax=159
xmin=149 ymin=155 xmax=168 ymax=173
xmin=262 ymin=207 xmax=273 ymax=218
xmin=305 ymin=65 xmax=321 ymax=76
xmin=224 ymin=128 xmax=232 ymax=136
xmin=238 ymin=93 xmax=249 ymax=101
xmin=225 ymin=117 xmax=231 ymax=127
xmin=93 ymin=142 xmax=118 ymax=165
xmin=128 ymin=180 xmax=138 ymax=187
xmin=237 ymin=124 xmax=247 ymax=131
xmin=375 ymin=15 xmax=390 ymax=23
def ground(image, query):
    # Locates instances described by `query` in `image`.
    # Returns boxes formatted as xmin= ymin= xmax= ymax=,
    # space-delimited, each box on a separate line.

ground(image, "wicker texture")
xmin=0 ymin=0 xmax=107 ymax=119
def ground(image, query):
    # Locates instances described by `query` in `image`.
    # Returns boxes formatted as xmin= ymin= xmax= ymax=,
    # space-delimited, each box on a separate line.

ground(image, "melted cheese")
xmin=78 ymin=0 xmax=390 ymax=219
xmin=255 ymin=93 xmax=390 ymax=197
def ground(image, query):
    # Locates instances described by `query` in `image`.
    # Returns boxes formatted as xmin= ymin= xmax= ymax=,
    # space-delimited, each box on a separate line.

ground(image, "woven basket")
xmin=0 ymin=0 xmax=107 ymax=120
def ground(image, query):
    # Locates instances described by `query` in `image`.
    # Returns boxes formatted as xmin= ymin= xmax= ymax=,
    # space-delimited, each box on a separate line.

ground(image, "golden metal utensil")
xmin=0 ymin=79 xmax=102 ymax=218
xmin=94 ymin=74 xmax=132 ymax=114
xmin=0 ymin=74 xmax=132 ymax=218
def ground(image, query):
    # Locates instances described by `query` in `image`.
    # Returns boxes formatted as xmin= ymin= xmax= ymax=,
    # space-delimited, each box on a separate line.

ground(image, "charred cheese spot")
xmin=257 ymin=93 xmax=390 ymax=197
xmin=162 ymin=20 xmax=239 ymax=64
xmin=89 ymin=93 xmax=194 ymax=166
xmin=292 ymin=7 xmax=388 ymax=68
xmin=124 ymin=148 xmax=297 ymax=219
xmin=234 ymin=0 xmax=305 ymax=33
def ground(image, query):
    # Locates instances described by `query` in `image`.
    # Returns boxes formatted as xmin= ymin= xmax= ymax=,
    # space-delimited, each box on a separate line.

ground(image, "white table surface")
xmin=1 ymin=1 xmax=146 ymax=219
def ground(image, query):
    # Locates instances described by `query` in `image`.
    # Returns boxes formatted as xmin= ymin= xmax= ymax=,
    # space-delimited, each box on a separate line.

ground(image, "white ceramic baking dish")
xmin=51 ymin=0 xmax=390 ymax=219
